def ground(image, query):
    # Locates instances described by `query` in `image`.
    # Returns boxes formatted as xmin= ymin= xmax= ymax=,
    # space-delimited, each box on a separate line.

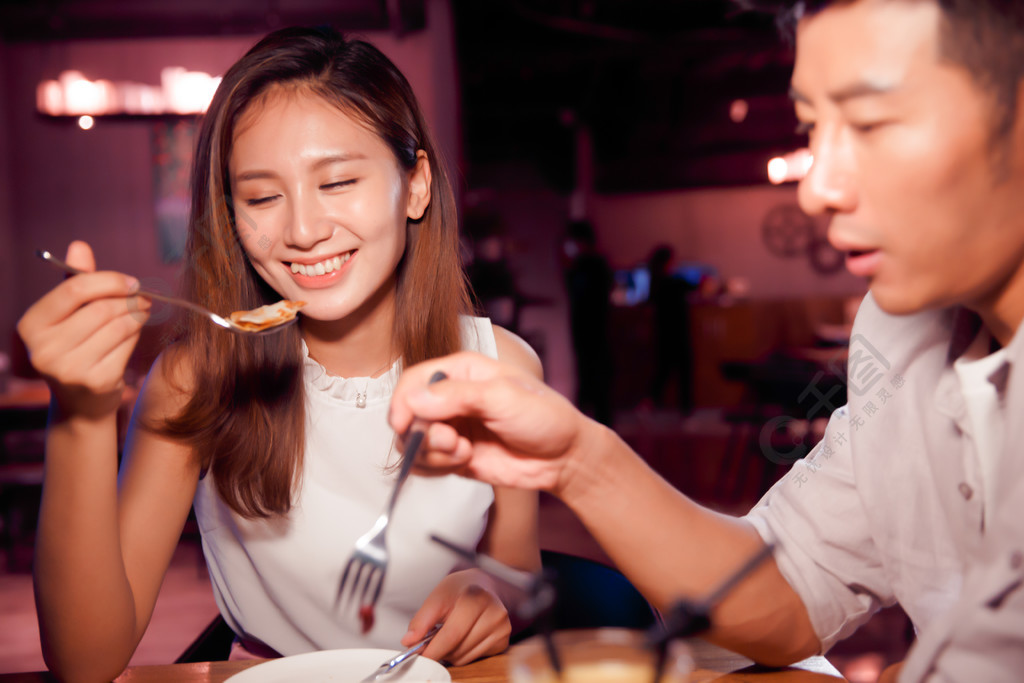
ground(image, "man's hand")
xmin=389 ymin=351 xmax=600 ymax=495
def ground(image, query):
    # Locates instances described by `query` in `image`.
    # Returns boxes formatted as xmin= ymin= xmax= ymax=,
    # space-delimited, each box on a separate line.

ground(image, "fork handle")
xmin=386 ymin=371 xmax=448 ymax=511
xmin=387 ymin=429 xmax=424 ymax=509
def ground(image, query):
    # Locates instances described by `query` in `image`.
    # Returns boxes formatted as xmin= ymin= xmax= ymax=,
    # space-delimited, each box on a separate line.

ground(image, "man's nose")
xmin=797 ymin=129 xmax=857 ymax=216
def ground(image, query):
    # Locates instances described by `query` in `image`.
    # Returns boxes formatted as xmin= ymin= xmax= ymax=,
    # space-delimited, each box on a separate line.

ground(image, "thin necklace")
xmin=355 ymin=357 xmax=397 ymax=408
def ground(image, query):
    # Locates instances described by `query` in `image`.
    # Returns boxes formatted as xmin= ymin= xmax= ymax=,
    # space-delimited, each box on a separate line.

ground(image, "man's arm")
xmin=391 ymin=351 xmax=819 ymax=665
xmin=560 ymin=422 xmax=820 ymax=665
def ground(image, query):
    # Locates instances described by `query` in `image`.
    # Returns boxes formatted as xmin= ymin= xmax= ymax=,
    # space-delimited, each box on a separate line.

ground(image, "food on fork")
xmin=228 ymin=299 xmax=306 ymax=331
xmin=359 ymin=603 xmax=375 ymax=633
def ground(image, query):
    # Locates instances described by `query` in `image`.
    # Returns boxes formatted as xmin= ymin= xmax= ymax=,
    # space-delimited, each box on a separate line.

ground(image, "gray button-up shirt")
xmin=745 ymin=292 xmax=1024 ymax=682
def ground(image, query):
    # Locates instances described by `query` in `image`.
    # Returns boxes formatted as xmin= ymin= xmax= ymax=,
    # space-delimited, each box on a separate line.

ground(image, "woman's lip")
xmin=286 ymin=251 xmax=355 ymax=289
xmin=845 ymin=249 xmax=881 ymax=278
xmin=288 ymin=250 xmax=354 ymax=266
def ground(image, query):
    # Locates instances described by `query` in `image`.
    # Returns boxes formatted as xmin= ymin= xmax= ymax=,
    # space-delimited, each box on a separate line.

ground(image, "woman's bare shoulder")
xmin=492 ymin=325 xmax=543 ymax=381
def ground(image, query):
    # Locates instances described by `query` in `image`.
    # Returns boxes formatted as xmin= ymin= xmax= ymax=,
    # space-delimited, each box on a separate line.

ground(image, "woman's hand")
xmin=16 ymin=240 xmax=150 ymax=417
xmin=402 ymin=569 xmax=511 ymax=666
xmin=389 ymin=351 xmax=605 ymax=496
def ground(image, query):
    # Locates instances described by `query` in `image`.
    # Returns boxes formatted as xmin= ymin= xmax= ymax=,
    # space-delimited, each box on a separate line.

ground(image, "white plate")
xmin=225 ymin=648 xmax=452 ymax=682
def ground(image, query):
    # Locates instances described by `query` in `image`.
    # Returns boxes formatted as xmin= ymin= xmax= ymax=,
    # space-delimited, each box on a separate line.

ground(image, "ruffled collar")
xmin=301 ymin=339 xmax=402 ymax=405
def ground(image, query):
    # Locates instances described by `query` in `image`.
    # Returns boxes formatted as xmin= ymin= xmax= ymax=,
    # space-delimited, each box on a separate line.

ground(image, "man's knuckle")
xmin=463 ymin=584 xmax=487 ymax=598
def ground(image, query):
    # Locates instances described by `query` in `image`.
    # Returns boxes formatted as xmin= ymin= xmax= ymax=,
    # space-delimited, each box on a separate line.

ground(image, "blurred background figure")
xmin=561 ymin=219 xmax=614 ymax=425
xmin=466 ymin=213 xmax=520 ymax=333
xmin=643 ymin=244 xmax=695 ymax=415
xmin=0 ymin=350 xmax=9 ymax=394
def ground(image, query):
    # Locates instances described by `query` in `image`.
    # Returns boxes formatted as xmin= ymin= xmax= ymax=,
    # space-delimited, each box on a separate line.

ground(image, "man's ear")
xmin=406 ymin=150 xmax=432 ymax=221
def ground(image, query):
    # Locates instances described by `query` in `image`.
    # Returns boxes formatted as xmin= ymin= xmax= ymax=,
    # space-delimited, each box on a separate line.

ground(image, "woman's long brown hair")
xmin=156 ymin=27 xmax=470 ymax=518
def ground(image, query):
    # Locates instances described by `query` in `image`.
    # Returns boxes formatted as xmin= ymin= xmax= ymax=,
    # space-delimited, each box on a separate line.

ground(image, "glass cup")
xmin=509 ymin=628 xmax=694 ymax=683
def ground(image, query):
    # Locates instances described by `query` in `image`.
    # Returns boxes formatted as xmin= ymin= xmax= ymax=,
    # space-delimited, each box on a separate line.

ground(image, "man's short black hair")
xmin=739 ymin=0 xmax=1024 ymax=142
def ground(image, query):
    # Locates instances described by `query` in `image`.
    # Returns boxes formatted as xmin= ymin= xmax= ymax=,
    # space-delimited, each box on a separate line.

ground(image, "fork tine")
xmin=339 ymin=558 xmax=355 ymax=593
xmin=354 ymin=564 xmax=375 ymax=603
xmin=338 ymin=556 xmax=384 ymax=609
xmin=352 ymin=564 xmax=378 ymax=605
xmin=364 ymin=569 xmax=385 ymax=607
xmin=337 ymin=556 xmax=365 ymax=606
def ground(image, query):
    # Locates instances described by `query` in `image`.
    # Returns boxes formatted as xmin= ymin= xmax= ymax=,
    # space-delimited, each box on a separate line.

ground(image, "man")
xmin=390 ymin=1 xmax=1024 ymax=680
xmin=561 ymin=219 xmax=615 ymax=425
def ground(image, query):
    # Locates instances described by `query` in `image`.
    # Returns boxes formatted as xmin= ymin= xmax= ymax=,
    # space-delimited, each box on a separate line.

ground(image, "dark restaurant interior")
xmin=0 ymin=0 xmax=907 ymax=679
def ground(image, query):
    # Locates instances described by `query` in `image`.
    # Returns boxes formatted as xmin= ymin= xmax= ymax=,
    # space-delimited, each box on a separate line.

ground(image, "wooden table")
xmin=0 ymin=640 xmax=845 ymax=682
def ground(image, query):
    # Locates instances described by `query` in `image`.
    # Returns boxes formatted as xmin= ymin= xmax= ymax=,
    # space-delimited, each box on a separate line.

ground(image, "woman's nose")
xmin=284 ymin=191 xmax=335 ymax=249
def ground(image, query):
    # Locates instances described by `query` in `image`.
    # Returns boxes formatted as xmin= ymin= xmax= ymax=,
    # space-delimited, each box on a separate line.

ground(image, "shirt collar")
xmin=935 ymin=307 xmax=1013 ymax=417
xmin=946 ymin=307 xmax=1021 ymax=369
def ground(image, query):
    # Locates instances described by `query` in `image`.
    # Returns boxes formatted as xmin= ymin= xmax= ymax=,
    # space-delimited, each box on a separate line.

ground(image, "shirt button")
xmin=958 ymin=482 xmax=973 ymax=500
xmin=1011 ymin=551 xmax=1023 ymax=570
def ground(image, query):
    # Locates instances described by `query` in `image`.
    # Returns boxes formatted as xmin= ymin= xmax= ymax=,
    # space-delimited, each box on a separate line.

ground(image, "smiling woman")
xmin=17 ymin=26 xmax=542 ymax=683
xmin=227 ymin=88 xmax=428 ymax=323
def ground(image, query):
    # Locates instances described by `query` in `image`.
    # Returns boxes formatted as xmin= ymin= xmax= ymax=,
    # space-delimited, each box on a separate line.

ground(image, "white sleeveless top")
xmin=194 ymin=317 xmax=497 ymax=655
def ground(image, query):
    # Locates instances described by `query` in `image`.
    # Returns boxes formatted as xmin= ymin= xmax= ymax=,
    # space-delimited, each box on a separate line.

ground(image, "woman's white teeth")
xmin=290 ymin=253 xmax=351 ymax=276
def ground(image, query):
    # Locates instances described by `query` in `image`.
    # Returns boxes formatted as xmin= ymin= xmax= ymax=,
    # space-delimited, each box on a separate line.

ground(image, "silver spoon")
xmin=359 ymin=623 xmax=443 ymax=682
xmin=37 ymin=249 xmax=299 ymax=336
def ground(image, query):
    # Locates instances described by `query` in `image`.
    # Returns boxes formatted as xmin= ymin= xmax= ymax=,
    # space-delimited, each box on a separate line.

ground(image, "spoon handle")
xmin=36 ymin=249 xmax=234 ymax=328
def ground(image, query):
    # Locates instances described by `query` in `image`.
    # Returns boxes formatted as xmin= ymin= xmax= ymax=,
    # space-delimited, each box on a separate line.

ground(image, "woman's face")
xmin=228 ymin=86 xmax=431 ymax=324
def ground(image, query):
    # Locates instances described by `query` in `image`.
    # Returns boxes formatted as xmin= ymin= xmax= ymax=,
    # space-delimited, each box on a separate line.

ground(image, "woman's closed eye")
xmin=241 ymin=179 xmax=355 ymax=206
xmin=245 ymin=194 xmax=280 ymax=207
xmin=321 ymin=179 xmax=357 ymax=191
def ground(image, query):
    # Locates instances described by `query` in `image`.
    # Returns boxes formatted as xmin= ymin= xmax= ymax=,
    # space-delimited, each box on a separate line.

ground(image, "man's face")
xmin=791 ymin=0 xmax=1024 ymax=333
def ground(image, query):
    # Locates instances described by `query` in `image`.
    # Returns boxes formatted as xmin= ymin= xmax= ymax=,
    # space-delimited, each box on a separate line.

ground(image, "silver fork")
xmin=338 ymin=370 xmax=448 ymax=619
xmin=37 ymin=249 xmax=297 ymax=336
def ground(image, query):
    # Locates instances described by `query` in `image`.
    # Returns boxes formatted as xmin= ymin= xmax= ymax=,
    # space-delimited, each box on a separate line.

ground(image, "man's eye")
xmin=850 ymin=121 xmax=884 ymax=134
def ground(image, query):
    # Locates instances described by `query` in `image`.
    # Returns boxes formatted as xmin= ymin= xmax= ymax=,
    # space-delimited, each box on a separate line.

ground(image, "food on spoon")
xmin=228 ymin=299 xmax=306 ymax=331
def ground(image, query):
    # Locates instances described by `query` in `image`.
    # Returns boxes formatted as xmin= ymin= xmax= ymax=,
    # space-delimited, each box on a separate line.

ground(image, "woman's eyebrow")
xmin=234 ymin=169 xmax=277 ymax=182
xmin=233 ymin=154 xmax=369 ymax=183
xmin=311 ymin=153 xmax=368 ymax=170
